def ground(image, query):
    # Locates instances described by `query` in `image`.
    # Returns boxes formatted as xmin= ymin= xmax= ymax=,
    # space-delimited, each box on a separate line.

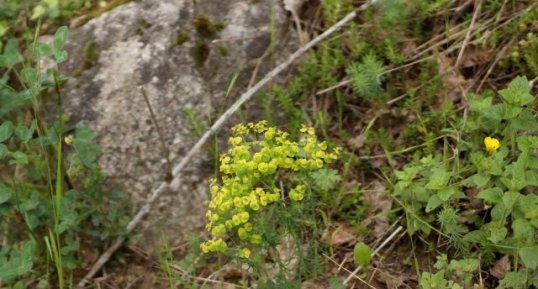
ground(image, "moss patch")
xmin=175 ymin=31 xmax=190 ymax=46
xmin=192 ymin=14 xmax=225 ymax=38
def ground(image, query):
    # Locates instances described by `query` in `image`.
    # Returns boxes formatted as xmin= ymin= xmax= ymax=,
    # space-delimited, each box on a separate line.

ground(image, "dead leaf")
xmin=436 ymin=53 xmax=470 ymax=102
xmin=283 ymin=0 xmax=304 ymax=14
xmin=301 ymin=280 xmax=327 ymax=289
xmin=362 ymin=181 xmax=392 ymax=239
xmin=266 ymin=235 xmax=300 ymax=279
xmin=348 ymin=133 xmax=367 ymax=149
xmin=363 ymin=181 xmax=392 ymax=214
xmin=323 ymin=223 xmax=357 ymax=246
xmin=375 ymin=270 xmax=406 ymax=289
xmin=460 ymin=45 xmax=493 ymax=68
xmin=490 ymin=255 xmax=511 ymax=279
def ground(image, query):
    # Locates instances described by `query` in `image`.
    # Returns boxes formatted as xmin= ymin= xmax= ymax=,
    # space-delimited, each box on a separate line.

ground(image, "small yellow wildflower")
xmin=64 ymin=136 xmax=74 ymax=145
xmin=484 ymin=137 xmax=500 ymax=154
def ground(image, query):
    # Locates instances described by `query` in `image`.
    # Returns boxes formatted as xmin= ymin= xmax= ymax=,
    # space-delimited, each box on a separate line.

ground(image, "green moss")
xmin=136 ymin=19 xmax=151 ymax=35
xmin=83 ymin=40 xmax=99 ymax=70
xmin=175 ymin=31 xmax=190 ymax=46
xmin=191 ymin=39 xmax=210 ymax=65
xmin=217 ymin=46 xmax=228 ymax=56
xmin=192 ymin=14 xmax=225 ymax=38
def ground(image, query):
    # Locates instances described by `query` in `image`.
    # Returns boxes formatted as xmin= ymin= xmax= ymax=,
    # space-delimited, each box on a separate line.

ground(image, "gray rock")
xmin=61 ymin=0 xmax=298 ymax=250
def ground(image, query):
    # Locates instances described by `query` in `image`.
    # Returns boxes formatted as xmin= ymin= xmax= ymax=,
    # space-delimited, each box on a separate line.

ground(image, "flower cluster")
xmin=200 ymin=121 xmax=340 ymax=258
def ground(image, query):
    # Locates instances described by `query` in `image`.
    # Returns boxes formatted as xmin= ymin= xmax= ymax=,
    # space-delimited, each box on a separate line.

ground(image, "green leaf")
xmin=517 ymin=136 xmax=538 ymax=153
xmin=20 ymin=68 xmax=38 ymax=84
xmin=0 ymin=38 xmax=20 ymax=68
xmin=497 ymin=271 xmax=528 ymax=289
xmin=425 ymin=168 xmax=450 ymax=190
xmin=468 ymin=94 xmax=492 ymax=112
xmin=426 ymin=195 xmax=443 ymax=212
xmin=484 ymin=103 xmax=522 ymax=120
xmin=54 ymin=50 xmax=68 ymax=63
xmin=353 ymin=242 xmax=371 ymax=267
xmin=9 ymin=151 xmax=29 ymax=165
xmin=512 ymin=110 xmax=538 ymax=132
xmin=419 ymin=271 xmax=449 ymax=289
xmin=519 ymin=194 xmax=538 ymax=219
xmin=0 ymin=240 xmax=35 ymax=282
xmin=512 ymin=218 xmax=533 ymax=243
xmin=488 ymin=226 xmax=507 ymax=244
xmin=499 ymin=76 xmax=533 ymax=106
xmin=477 ymin=187 xmax=503 ymax=203
xmin=519 ymin=246 xmax=538 ymax=270
xmin=75 ymin=127 xmax=95 ymax=142
xmin=33 ymin=42 xmax=54 ymax=57
xmin=502 ymin=191 xmax=520 ymax=211
xmin=447 ymin=258 xmax=478 ymax=273
xmin=0 ymin=121 xmax=14 ymax=142
xmin=15 ymin=124 xmax=32 ymax=142
xmin=0 ymin=143 xmax=8 ymax=159
xmin=53 ymin=26 xmax=69 ymax=52
xmin=438 ymin=186 xmax=464 ymax=202
xmin=19 ymin=191 xmax=40 ymax=212
xmin=395 ymin=166 xmax=420 ymax=181
xmin=0 ymin=182 xmax=13 ymax=204
xmin=310 ymin=168 xmax=341 ymax=191
xmin=462 ymin=173 xmax=490 ymax=187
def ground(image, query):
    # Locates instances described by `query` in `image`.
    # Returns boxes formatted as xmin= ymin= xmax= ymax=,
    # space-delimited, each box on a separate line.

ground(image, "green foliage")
xmin=393 ymin=76 xmax=538 ymax=287
xmin=310 ymin=168 xmax=341 ymax=192
xmin=0 ymin=25 xmax=128 ymax=286
xmin=0 ymin=0 xmax=92 ymax=30
xmin=419 ymin=255 xmax=478 ymax=289
xmin=0 ymin=240 xmax=36 ymax=282
xmin=347 ymin=53 xmax=385 ymax=101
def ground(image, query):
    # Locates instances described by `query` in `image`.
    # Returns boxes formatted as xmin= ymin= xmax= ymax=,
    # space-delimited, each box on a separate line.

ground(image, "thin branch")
xmin=140 ymin=86 xmax=172 ymax=180
xmin=75 ymin=3 xmax=372 ymax=287
xmin=454 ymin=0 xmax=482 ymax=68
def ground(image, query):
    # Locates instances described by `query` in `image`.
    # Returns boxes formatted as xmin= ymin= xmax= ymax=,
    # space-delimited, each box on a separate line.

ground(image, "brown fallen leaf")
xmin=322 ymin=223 xmax=357 ymax=247
xmin=362 ymin=181 xmax=392 ymax=239
xmin=490 ymin=255 xmax=511 ymax=279
xmin=302 ymin=279 xmax=328 ymax=289
xmin=459 ymin=45 xmax=494 ymax=68
xmin=348 ymin=133 xmax=367 ymax=150
xmin=375 ymin=269 xmax=406 ymax=289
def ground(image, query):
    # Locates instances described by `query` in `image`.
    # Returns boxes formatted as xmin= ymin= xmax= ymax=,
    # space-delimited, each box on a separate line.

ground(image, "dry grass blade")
xmin=454 ymin=0 xmax=482 ymax=68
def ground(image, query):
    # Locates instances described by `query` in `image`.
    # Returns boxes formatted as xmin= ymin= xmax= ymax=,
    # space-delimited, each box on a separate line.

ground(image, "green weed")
xmin=0 ymin=25 xmax=128 ymax=286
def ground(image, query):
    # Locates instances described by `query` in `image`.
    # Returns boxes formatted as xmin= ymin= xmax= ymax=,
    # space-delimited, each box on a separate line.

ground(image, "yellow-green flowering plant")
xmin=201 ymin=121 xmax=340 ymax=258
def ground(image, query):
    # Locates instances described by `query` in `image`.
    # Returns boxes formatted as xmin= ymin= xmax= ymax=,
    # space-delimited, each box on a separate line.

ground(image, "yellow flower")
xmin=64 ymin=136 xmax=74 ymax=145
xmin=238 ymin=248 xmax=251 ymax=259
xmin=484 ymin=137 xmax=500 ymax=154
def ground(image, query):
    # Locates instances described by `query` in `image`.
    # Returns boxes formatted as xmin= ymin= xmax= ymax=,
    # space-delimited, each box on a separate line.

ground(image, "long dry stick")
xmin=76 ymin=3 xmax=375 ymax=287
xmin=454 ymin=0 xmax=482 ymax=68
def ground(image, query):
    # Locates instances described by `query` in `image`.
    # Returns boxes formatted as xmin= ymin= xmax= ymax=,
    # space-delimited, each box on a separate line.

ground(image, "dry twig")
xmin=454 ymin=0 xmax=482 ymax=68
